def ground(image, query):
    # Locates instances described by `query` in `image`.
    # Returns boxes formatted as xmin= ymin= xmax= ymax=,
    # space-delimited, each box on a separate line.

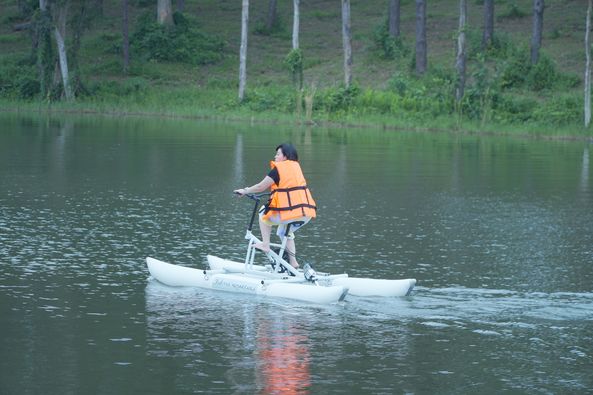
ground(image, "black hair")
xmin=276 ymin=143 xmax=299 ymax=161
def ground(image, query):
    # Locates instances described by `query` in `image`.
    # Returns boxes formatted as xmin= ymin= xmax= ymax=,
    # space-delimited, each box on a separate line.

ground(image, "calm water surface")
xmin=1 ymin=113 xmax=592 ymax=394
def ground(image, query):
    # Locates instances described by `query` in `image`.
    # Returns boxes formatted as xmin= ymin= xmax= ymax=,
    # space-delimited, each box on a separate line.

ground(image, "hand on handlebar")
xmin=233 ymin=190 xmax=270 ymax=200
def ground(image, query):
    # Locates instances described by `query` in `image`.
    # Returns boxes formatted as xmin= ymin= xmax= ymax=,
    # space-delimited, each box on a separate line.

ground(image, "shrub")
xmin=253 ymin=14 xmax=286 ymax=37
xmin=373 ymin=20 xmax=410 ymax=60
xmin=532 ymin=94 xmax=581 ymax=125
xmin=131 ymin=12 xmax=225 ymax=65
xmin=499 ymin=47 xmax=531 ymax=89
xmin=284 ymin=48 xmax=303 ymax=88
xmin=0 ymin=59 xmax=39 ymax=99
xmin=526 ymin=55 xmax=557 ymax=91
xmin=498 ymin=2 xmax=528 ymax=20
xmin=492 ymin=95 xmax=537 ymax=123
xmin=316 ymin=84 xmax=361 ymax=113
xmin=241 ymin=86 xmax=294 ymax=113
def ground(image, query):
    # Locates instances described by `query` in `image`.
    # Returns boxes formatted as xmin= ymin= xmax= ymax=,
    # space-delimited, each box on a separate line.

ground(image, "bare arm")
xmin=234 ymin=176 xmax=274 ymax=196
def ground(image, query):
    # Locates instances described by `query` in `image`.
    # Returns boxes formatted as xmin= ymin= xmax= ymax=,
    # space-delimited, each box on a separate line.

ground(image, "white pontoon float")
xmin=146 ymin=193 xmax=416 ymax=304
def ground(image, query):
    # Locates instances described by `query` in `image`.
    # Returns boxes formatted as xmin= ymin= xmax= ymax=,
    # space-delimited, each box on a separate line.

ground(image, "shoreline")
xmin=2 ymin=101 xmax=592 ymax=143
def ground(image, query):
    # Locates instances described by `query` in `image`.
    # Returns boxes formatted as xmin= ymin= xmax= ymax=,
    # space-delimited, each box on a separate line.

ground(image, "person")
xmin=234 ymin=143 xmax=316 ymax=268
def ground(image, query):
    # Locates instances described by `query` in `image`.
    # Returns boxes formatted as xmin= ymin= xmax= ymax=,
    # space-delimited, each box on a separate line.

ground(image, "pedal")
xmin=268 ymin=257 xmax=287 ymax=274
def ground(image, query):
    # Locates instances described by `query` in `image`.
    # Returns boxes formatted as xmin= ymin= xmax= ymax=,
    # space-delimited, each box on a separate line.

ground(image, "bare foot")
xmin=253 ymin=242 xmax=270 ymax=253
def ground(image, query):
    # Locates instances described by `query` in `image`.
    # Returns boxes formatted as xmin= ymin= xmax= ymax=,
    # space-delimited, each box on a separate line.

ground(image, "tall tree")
xmin=157 ymin=0 xmax=173 ymax=26
xmin=266 ymin=0 xmax=278 ymax=32
xmin=341 ymin=0 xmax=353 ymax=87
xmin=177 ymin=0 xmax=184 ymax=13
xmin=122 ymin=0 xmax=130 ymax=73
xmin=455 ymin=0 xmax=467 ymax=102
xmin=238 ymin=0 xmax=249 ymax=101
xmin=388 ymin=0 xmax=400 ymax=38
xmin=36 ymin=0 xmax=53 ymax=98
xmin=531 ymin=0 xmax=544 ymax=64
xmin=415 ymin=0 xmax=427 ymax=74
xmin=287 ymin=0 xmax=303 ymax=89
xmin=482 ymin=0 xmax=494 ymax=49
xmin=69 ymin=0 xmax=91 ymax=95
xmin=292 ymin=0 xmax=300 ymax=49
xmin=52 ymin=0 xmax=74 ymax=100
xmin=585 ymin=0 xmax=592 ymax=127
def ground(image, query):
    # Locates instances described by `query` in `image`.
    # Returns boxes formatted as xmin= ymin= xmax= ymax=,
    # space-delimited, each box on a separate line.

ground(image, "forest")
xmin=1 ymin=0 xmax=591 ymax=136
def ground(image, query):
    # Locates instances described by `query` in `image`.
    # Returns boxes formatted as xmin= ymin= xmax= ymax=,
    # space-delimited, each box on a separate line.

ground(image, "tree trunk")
xmin=455 ymin=0 xmax=467 ymax=102
xmin=415 ymin=0 xmax=427 ymax=75
xmin=388 ymin=0 xmax=400 ymax=38
xmin=53 ymin=1 xmax=74 ymax=100
xmin=157 ymin=0 xmax=174 ymax=26
xmin=292 ymin=0 xmax=300 ymax=49
xmin=531 ymin=0 xmax=544 ymax=64
xmin=123 ymin=0 xmax=130 ymax=73
xmin=482 ymin=0 xmax=494 ymax=49
xmin=341 ymin=0 xmax=353 ymax=87
xmin=69 ymin=0 xmax=88 ymax=96
xmin=177 ymin=0 xmax=184 ymax=13
xmin=238 ymin=0 xmax=249 ymax=101
xmin=585 ymin=0 xmax=592 ymax=127
xmin=266 ymin=0 xmax=277 ymax=32
xmin=37 ymin=0 xmax=52 ymax=98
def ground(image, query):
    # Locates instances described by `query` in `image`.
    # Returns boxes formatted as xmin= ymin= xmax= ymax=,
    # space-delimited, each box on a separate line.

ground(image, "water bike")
xmin=146 ymin=193 xmax=416 ymax=304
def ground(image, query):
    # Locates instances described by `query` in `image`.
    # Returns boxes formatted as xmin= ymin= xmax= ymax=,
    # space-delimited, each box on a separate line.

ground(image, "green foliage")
xmin=134 ymin=0 xmax=152 ymax=8
xmin=0 ymin=59 xmax=39 ymax=99
xmin=131 ymin=12 xmax=225 ymax=65
xmin=87 ymin=77 xmax=149 ymax=99
xmin=241 ymin=86 xmax=294 ymax=112
xmin=31 ymin=8 xmax=54 ymax=98
xmin=526 ymin=55 xmax=557 ymax=91
xmin=532 ymin=94 xmax=581 ymax=125
xmin=372 ymin=20 xmax=410 ymax=60
xmin=492 ymin=95 xmax=537 ymax=123
xmin=462 ymin=55 xmax=500 ymax=121
xmin=385 ymin=70 xmax=455 ymax=116
xmin=317 ymin=84 xmax=361 ymax=113
xmin=500 ymin=50 xmax=562 ymax=91
xmin=498 ymin=2 xmax=528 ymax=20
xmin=284 ymin=48 xmax=303 ymax=88
xmin=499 ymin=47 xmax=530 ymax=89
xmin=253 ymin=14 xmax=286 ymax=37
xmin=466 ymin=28 xmax=517 ymax=60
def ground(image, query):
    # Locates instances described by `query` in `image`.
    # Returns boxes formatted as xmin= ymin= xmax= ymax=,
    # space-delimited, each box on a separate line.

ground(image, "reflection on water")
xmin=581 ymin=147 xmax=590 ymax=197
xmin=145 ymin=281 xmax=313 ymax=394
xmin=2 ymin=114 xmax=593 ymax=394
xmin=254 ymin=316 xmax=310 ymax=395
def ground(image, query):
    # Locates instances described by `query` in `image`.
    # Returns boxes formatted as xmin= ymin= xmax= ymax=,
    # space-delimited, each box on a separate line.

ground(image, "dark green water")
xmin=1 ymin=113 xmax=592 ymax=394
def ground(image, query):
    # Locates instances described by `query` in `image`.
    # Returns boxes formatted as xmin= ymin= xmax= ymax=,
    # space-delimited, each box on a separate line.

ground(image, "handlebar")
xmin=233 ymin=191 xmax=271 ymax=231
xmin=234 ymin=192 xmax=271 ymax=201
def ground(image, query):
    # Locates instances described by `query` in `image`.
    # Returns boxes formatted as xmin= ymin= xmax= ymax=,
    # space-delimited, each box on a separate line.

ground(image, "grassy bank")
xmin=1 ymin=0 xmax=592 ymax=139
xmin=3 ymin=86 xmax=589 ymax=141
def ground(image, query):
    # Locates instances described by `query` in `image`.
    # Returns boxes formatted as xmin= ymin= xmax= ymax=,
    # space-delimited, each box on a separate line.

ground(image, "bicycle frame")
xmin=241 ymin=193 xmax=300 ymax=277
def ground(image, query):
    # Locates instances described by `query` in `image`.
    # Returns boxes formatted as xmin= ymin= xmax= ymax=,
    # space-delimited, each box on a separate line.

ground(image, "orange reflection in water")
xmin=256 ymin=320 xmax=311 ymax=395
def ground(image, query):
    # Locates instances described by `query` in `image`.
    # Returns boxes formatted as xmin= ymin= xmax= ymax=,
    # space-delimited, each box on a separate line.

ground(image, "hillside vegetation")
xmin=0 ymin=0 xmax=591 ymax=137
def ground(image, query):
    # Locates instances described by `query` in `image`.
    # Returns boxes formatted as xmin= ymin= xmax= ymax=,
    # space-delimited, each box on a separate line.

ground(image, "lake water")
xmin=1 ymin=113 xmax=592 ymax=394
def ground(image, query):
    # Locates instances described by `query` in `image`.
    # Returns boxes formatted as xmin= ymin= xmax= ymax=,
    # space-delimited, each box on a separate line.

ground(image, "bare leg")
xmin=285 ymin=238 xmax=298 ymax=268
xmin=255 ymin=216 xmax=272 ymax=252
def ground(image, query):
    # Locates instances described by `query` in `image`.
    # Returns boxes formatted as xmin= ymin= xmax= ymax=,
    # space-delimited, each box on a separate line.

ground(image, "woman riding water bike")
xmin=234 ymin=143 xmax=316 ymax=269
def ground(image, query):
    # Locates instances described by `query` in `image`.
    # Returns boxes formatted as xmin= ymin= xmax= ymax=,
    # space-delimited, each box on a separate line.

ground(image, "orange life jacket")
xmin=263 ymin=160 xmax=317 ymax=221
